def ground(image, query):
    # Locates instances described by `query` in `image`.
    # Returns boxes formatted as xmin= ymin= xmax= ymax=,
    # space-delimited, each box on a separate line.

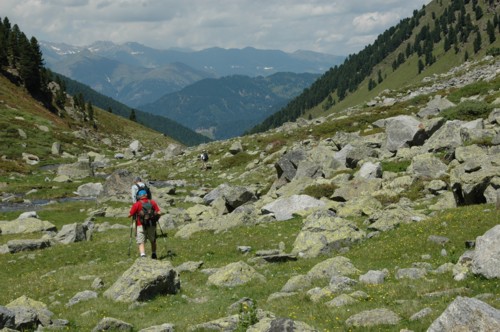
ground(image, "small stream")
xmin=0 ymin=197 xmax=97 ymax=213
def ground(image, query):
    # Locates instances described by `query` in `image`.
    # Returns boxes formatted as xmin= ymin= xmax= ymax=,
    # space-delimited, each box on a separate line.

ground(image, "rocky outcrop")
xmin=103 ymin=258 xmax=180 ymax=303
xmin=428 ymin=297 xmax=500 ymax=332
xmin=0 ymin=217 xmax=56 ymax=235
xmin=471 ymin=225 xmax=500 ymax=279
xmin=261 ymin=194 xmax=325 ymax=221
xmin=206 ymin=261 xmax=265 ymax=287
xmin=292 ymin=210 xmax=366 ymax=258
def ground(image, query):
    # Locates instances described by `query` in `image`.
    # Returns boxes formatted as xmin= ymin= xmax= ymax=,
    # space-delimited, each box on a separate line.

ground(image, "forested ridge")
xmin=248 ymin=0 xmax=500 ymax=134
xmin=0 ymin=17 xmax=211 ymax=147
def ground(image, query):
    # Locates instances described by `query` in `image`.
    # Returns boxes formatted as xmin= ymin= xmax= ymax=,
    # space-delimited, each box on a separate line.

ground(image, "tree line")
xmin=0 ymin=16 xmax=210 ymax=146
xmin=0 ymin=17 xmax=49 ymax=98
xmin=248 ymin=0 xmax=500 ymax=134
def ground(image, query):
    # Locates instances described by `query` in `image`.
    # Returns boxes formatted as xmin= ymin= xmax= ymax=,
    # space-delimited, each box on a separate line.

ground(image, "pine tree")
xmin=129 ymin=109 xmax=137 ymax=122
xmin=7 ymin=24 xmax=21 ymax=68
xmin=473 ymin=29 xmax=481 ymax=53
xmin=0 ymin=18 xmax=7 ymax=66
xmin=87 ymin=101 xmax=94 ymax=121
xmin=368 ymin=78 xmax=376 ymax=91
xmin=418 ymin=59 xmax=425 ymax=74
xmin=487 ymin=20 xmax=496 ymax=44
xmin=18 ymin=33 xmax=41 ymax=93
xmin=474 ymin=5 xmax=483 ymax=21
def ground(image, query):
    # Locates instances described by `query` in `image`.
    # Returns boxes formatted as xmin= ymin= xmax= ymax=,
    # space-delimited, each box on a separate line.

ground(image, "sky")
xmin=1 ymin=0 xmax=431 ymax=56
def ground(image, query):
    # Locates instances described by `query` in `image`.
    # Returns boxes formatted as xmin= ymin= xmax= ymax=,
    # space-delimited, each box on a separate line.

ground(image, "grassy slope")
xmin=310 ymin=0 xmax=500 ymax=119
xmin=1 ymin=63 xmax=499 ymax=330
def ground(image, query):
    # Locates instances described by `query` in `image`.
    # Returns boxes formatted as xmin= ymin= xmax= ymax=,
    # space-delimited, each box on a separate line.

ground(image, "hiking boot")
xmin=151 ymin=253 xmax=157 ymax=259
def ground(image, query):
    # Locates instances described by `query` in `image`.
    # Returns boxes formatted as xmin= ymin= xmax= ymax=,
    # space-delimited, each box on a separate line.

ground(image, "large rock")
xmin=292 ymin=210 xmax=366 ymax=258
xmin=428 ymin=296 xmax=500 ymax=332
xmin=274 ymin=149 xmax=307 ymax=182
xmin=407 ymin=153 xmax=448 ymax=179
xmin=332 ymin=178 xmax=383 ymax=202
xmin=450 ymin=153 xmax=500 ymax=205
xmin=471 ymin=225 xmax=500 ymax=279
xmin=76 ymin=183 xmax=103 ymax=197
xmin=418 ymin=95 xmax=455 ymax=118
xmin=92 ymin=317 xmax=133 ymax=332
xmin=6 ymin=296 xmax=54 ymax=330
xmin=345 ymin=308 xmax=401 ymax=327
xmin=306 ymin=256 xmax=360 ymax=280
xmin=0 ymin=217 xmax=56 ymax=235
xmin=57 ymin=160 xmax=93 ymax=179
xmin=261 ymin=195 xmax=325 ymax=221
xmin=6 ymin=239 xmax=51 ymax=253
xmin=54 ymin=223 xmax=88 ymax=244
xmin=385 ymin=115 xmax=427 ymax=152
xmin=423 ymin=120 xmax=464 ymax=152
xmin=367 ymin=205 xmax=427 ymax=232
xmin=175 ymin=208 xmax=259 ymax=239
xmin=0 ymin=306 xmax=15 ymax=329
xmin=206 ymin=261 xmax=265 ymax=287
xmin=203 ymin=183 xmax=256 ymax=211
xmin=103 ymin=258 xmax=180 ymax=303
xmin=99 ymin=169 xmax=135 ymax=202
xmin=247 ymin=317 xmax=318 ymax=332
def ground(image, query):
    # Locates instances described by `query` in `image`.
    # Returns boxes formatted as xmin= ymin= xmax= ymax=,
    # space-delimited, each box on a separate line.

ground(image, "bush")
xmin=440 ymin=100 xmax=493 ymax=121
xmin=218 ymin=152 xmax=255 ymax=169
xmin=303 ymin=183 xmax=337 ymax=199
xmin=447 ymin=81 xmax=497 ymax=103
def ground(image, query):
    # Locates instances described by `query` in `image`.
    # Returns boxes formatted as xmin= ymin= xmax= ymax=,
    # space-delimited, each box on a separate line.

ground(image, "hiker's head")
xmin=137 ymin=190 xmax=148 ymax=198
xmin=134 ymin=176 xmax=142 ymax=183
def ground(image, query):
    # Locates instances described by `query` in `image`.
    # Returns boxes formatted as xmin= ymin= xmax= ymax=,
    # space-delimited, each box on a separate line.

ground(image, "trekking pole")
xmin=128 ymin=216 xmax=135 ymax=256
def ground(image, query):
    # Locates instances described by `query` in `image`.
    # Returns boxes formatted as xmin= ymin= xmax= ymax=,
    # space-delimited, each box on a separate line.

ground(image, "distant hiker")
xmin=199 ymin=150 xmax=209 ymax=170
xmin=131 ymin=176 xmax=151 ymax=203
xmin=128 ymin=189 xmax=160 ymax=259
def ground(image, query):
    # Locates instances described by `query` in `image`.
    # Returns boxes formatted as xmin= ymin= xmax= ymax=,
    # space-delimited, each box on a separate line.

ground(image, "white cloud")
xmin=352 ymin=11 xmax=401 ymax=33
xmin=0 ymin=0 xmax=431 ymax=55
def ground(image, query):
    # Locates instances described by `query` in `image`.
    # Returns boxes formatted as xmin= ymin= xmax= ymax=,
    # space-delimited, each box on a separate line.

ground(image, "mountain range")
xmin=40 ymin=41 xmax=342 ymax=140
xmin=40 ymin=41 xmax=345 ymax=107
xmin=138 ymin=72 xmax=319 ymax=140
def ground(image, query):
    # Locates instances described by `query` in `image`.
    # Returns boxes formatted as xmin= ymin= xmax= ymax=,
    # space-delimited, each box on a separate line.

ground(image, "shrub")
xmin=440 ymin=100 xmax=493 ymax=121
xmin=218 ymin=152 xmax=255 ymax=169
xmin=303 ymin=183 xmax=337 ymax=199
xmin=447 ymin=81 xmax=497 ymax=104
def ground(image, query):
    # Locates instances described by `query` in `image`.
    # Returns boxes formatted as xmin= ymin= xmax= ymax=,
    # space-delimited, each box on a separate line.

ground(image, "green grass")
xmin=381 ymin=160 xmax=411 ymax=173
xmin=1 ymin=199 xmax=498 ymax=331
xmin=440 ymin=100 xmax=494 ymax=121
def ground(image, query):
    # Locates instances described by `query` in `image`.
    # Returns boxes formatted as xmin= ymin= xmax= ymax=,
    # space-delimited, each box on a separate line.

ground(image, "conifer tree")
xmin=474 ymin=5 xmax=483 ymax=21
xmin=487 ymin=20 xmax=496 ymax=44
xmin=18 ymin=33 xmax=41 ymax=93
xmin=418 ymin=59 xmax=425 ymax=74
xmin=368 ymin=78 xmax=376 ymax=91
xmin=473 ymin=29 xmax=482 ymax=53
xmin=7 ymin=24 xmax=21 ymax=68
xmin=0 ymin=18 xmax=7 ymax=66
xmin=87 ymin=101 xmax=94 ymax=121
xmin=129 ymin=109 xmax=137 ymax=122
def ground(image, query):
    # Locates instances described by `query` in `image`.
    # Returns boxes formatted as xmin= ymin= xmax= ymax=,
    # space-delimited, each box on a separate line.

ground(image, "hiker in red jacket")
xmin=128 ymin=189 xmax=160 ymax=259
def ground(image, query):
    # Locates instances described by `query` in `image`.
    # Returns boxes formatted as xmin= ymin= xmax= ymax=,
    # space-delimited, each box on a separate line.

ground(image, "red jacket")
xmin=129 ymin=197 xmax=160 ymax=226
